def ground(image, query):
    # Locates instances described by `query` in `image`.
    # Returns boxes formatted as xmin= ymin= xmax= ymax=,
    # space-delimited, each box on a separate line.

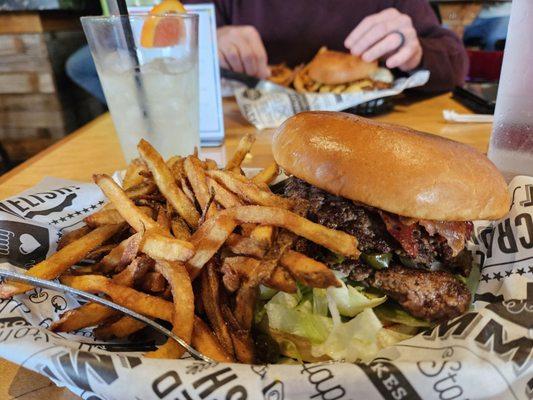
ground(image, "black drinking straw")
xmin=115 ymin=0 xmax=153 ymax=126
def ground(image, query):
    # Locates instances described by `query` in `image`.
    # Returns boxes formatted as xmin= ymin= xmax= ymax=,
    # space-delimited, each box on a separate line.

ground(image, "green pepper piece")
xmin=361 ymin=253 xmax=392 ymax=270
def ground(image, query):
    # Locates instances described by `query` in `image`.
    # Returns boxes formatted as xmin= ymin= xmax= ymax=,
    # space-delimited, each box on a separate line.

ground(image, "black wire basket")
xmin=343 ymin=97 xmax=394 ymax=116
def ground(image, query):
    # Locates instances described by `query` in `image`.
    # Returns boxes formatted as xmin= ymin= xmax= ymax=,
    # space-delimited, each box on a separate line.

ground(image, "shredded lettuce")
xmin=312 ymin=288 xmax=329 ymax=316
xmin=262 ymin=281 xmax=410 ymax=362
xmin=266 ymin=300 xmax=333 ymax=343
xmin=377 ymin=328 xmax=415 ymax=349
xmin=312 ymin=308 xmax=383 ymax=362
xmin=326 ymin=280 xmax=387 ymax=317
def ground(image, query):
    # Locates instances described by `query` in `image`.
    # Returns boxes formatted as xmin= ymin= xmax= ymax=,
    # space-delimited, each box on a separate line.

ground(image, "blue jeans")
xmin=464 ymin=16 xmax=510 ymax=51
xmin=66 ymin=45 xmax=107 ymax=105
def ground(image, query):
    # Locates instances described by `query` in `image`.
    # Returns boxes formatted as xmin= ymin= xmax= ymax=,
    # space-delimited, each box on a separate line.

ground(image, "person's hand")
xmin=217 ymin=25 xmax=270 ymax=79
xmin=344 ymin=8 xmax=423 ymax=71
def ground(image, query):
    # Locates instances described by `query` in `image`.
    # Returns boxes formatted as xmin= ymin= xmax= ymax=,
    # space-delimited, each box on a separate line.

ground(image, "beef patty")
xmin=273 ymin=177 xmax=472 ymax=321
xmin=371 ymin=266 xmax=471 ymax=321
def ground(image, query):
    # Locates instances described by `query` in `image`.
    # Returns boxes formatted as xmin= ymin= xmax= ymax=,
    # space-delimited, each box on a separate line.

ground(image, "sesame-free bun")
xmin=307 ymin=48 xmax=379 ymax=85
xmin=272 ymin=112 xmax=510 ymax=221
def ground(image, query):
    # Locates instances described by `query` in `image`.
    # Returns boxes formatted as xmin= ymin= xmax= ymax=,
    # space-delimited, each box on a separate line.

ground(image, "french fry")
xmin=96 ymin=314 xmax=234 ymax=362
xmin=85 ymin=244 xmax=116 ymax=261
xmin=204 ymin=159 xmax=218 ymax=170
xmin=57 ymin=226 xmax=92 ymax=250
xmin=225 ymin=133 xmax=255 ymax=171
xmin=187 ymin=213 xmax=237 ymax=277
xmin=234 ymin=284 xmax=257 ymax=330
xmin=225 ymin=206 xmax=360 ymax=258
xmin=98 ymin=181 xmax=157 ymax=213
xmin=220 ymin=262 xmax=240 ymax=293
xmin=71 ymin=265 xmax=100 ymax=275
xmin=201 ymin=261 xmax=234 ymax=356
xmin=140 ymin=271 xmax=167 ymax=294
xmin=145 ymin=261 xmax=194 ymax=359
xmin=265 ymin=266 xmax=297 ymax=293
xmin=225 ymin=233 xmax=266 ymax=258
xmin=85 ymin=206 xmax=152 ymax=228
xmin=252 ymin=162 xmax=279 ymax=185
xmin=206 ymin=177 xmax=243 ymax=209
xmin=229 ymin=326 xmax=255 ymax=363
xmin=142 ymin=230 xmax=195 ymax=262
xmin=240 ymin=223 xmax=257 ymax=237
xmin=0 ymin=224 xmax=123 ymax=297
xmin=192 ymin=316 xmax=234 ymax=362
xmin=84 ymin=209 xmax=126 ymax=227
xmin=125 ymin=180 xmax=157 ymax=198
xmin=249 ymin=225 xmax=274 ymax=247
xmin=123 ymin=158 xmax=149 ymax=189
xmin=207 ymin=170 xmax=293 ymax=209
xmin=118 ymin=231 xmax=145 ymax=270
xmin=221 ymin=256 xmax=259 ymax=284
xmin=138 ymin=139 xmax=200 ymax=228
xmin=220 ymin=303 xmax=254 ymax=363
xmin=52 ymin=256 xmax=153 ymax=333
xmin=99 ymin=234 xmax=135 ymax=273
xmin=332 ymin=84 xmax=346 ymax=94
xmin=280 ymin=250 xmax=340 ymax=288
xmin=166 ymin=155 xmax=185 ymax=182
xmin=156 ymin=206 xmax=171 ymax=233
xmin=221 ymin=256 xmax=275 ymax=288
xmin=171 ymin=217 xmax=191 ymax=240
xmin=180 ymin=177 xmax=196 ymax=205
xmin=184 ymin=156 xmax=216 ymax=218
xmin=61 ymin=275 xmax=174 ymax=321
xmin=198 ymin=189 xmax=216 ymax=226
xmin=51 ymin=302 xmax=118 ymax=333
xmin=94 ymin=174 xmax=164 ymax=234
xmin=114 ymin=255 xmax=153 ymax=287
xmin=94 ymin=316 xmax=146 ymax=340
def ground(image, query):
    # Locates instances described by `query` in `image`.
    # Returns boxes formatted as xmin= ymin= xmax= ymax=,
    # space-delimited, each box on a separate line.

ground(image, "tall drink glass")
xmin=487 ymin=0 xmax=533 ymax=180
xmin=81 ymin=14 xmax=199 ymax=161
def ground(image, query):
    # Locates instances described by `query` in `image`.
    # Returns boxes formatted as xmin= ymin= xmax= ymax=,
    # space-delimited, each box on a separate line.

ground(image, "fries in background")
xmin=0 ymin=134 xmax=361 ymax=364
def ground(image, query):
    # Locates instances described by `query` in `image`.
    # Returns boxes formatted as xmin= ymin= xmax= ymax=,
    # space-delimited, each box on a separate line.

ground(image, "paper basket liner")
xmin=0 ymin=175 xmax=531 ymax=400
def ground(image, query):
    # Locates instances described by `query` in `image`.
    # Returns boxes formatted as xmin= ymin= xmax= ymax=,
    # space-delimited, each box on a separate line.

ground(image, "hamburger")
xmin=293 ymin=47 xmax=394 ymax=93
xmin=270 ymin=111 xmax=510 ymax=325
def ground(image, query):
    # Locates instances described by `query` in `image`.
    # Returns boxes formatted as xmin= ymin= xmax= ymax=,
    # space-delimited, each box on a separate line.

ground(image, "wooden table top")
xmin=0 ymin=94 xmax=492 ymax=399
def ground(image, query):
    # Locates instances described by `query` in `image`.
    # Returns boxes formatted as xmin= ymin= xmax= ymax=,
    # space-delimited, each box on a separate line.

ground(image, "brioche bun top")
xmin=272 ymin=111 xmax=510 ymax=221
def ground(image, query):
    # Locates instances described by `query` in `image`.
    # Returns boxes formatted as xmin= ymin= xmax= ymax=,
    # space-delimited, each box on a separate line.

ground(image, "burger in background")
xmin=267 ymin=47 xmax=394 ymax=94
xmin=293 ymin=47 xmax=394 ymax=93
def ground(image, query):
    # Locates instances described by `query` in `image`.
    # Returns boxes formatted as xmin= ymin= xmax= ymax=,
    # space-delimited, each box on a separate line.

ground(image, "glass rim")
xmin=81 ymin=13 xmax=199 ymax=22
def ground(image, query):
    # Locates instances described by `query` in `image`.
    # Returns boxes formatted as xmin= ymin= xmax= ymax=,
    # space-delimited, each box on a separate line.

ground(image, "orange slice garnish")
xmin=141 ymin=0 xmax=186 ymax=48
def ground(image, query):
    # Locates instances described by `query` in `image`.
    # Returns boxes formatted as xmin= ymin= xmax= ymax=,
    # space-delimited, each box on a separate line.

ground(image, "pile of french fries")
xmin=0 ymin=135 xmax=360 ymax=363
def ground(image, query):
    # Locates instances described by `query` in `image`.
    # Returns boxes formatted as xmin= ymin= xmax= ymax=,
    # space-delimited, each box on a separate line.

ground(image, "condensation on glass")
xmin=488 ymin=0 xmax=533 ymax=180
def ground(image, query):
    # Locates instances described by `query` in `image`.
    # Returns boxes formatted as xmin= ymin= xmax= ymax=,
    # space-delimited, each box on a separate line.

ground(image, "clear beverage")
xmin=489 ymin=124 xmax=533 ymax=181
xmin=98 ymin=57 xmax=199 ymax=160
xmin=81 ymin=14 xmax=199 ymax=161
xmin=488 ymin=0 xmax=533 ymax=180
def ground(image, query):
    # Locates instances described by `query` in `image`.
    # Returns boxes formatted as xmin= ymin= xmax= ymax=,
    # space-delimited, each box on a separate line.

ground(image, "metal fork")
xmin=0 ymin=269 xmax=215 ymax=363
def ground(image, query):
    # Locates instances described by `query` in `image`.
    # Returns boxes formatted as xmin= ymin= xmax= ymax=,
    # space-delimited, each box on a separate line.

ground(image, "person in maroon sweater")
xmin=186 ymin=0 xmax=468 ymax=93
